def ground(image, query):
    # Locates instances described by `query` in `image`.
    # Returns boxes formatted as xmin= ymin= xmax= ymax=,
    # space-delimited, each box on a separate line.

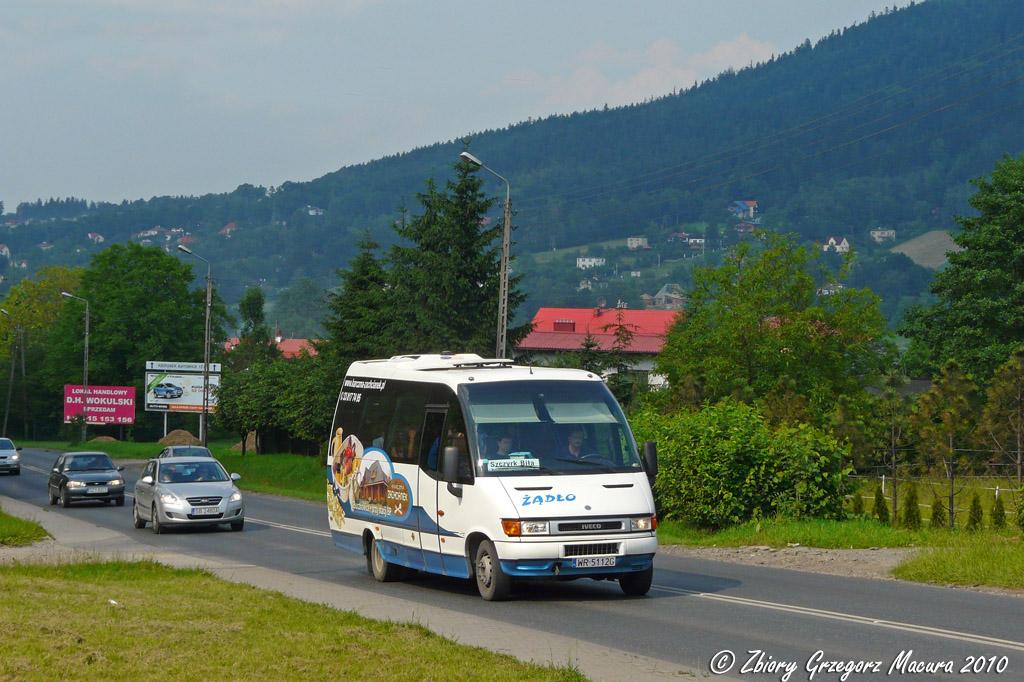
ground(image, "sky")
xmin=1 ymin=0 xmax=904 ymax=213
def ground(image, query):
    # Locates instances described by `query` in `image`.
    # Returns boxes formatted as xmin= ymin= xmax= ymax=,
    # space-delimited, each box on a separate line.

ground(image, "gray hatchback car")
xmin=0 ymin=438 xmax=22 ymax=475
xmin=133 ymin=456 xmax=244 ymax=533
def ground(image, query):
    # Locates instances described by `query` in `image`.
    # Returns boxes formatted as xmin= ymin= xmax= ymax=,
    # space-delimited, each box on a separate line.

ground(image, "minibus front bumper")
xmin=495 ymin=534 xmax=657 ymax=578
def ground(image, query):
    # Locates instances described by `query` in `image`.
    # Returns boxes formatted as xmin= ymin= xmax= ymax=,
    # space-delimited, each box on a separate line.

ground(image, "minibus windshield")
xmin=460 ymin=380 xmax=643 ymax=476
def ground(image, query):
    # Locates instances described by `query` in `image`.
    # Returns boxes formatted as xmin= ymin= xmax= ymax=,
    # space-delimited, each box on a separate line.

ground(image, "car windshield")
xmin=66 ymin=454 xmax=115 ymax=471
xmin=166 ymin=447 xmax=212 ymax=457
xmin=461 ymin=380 xmax=643 ymax=477
xmin=0 ymin=438 xmax=14 ymax=450
xmin=158 ymin=461 xmax=229 ymax=484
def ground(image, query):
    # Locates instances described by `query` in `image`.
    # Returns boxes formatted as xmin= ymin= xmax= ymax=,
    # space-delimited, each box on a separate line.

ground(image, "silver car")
xmin=132 ymin=456 xmax=244 ymax=533
xmin=0 ymin=438 xmax=21 ymax=475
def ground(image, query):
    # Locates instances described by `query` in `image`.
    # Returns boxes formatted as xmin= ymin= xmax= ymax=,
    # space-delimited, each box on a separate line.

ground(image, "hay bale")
xmin=89 ymin=436 xmax=118 ymax=442
xmin=231 ymin=431 xmax=257 ymax=451
xmin=158 ymin=429 xmax=200 ymax=446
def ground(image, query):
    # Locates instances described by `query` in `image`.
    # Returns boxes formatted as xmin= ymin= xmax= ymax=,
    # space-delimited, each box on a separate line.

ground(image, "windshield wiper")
xmin=552 ymin=458 xmax=617 ymax=473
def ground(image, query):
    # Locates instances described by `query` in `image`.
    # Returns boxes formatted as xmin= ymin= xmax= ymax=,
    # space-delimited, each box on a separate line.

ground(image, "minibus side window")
xmin=419 ymin=402 xmax=471 ymax=484
xmin=447 ymin=402 xmax=472 ymax=484
xmin=386 ymin=384 xmax=432 ymax=464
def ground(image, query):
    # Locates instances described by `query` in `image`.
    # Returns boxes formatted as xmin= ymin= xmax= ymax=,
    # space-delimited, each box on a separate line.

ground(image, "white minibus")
xmin=326 ymin=354 xmax=658 ymax=600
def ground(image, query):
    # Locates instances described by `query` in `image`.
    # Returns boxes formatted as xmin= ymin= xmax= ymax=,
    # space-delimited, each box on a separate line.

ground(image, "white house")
xmin=87 ymin=233 xmax=104 ymax=243
xmin=576 ymin=257 xmax=606 ymax=270
xmin=870 ymin=228 xmax=896 ymax=243
xmin=823 ymin=236 xmax=850 ymax=253
xmin=627 ymin=236 xmax=648 ymax=250
xmin=0 ymin=245 xmax=10 ymax=258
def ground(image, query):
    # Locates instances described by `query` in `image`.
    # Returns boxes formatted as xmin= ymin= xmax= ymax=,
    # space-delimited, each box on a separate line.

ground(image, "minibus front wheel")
xmin=619 ymin=565 xmax=653 ymax=596
xmin=474 ymin=539 xmax=512 ymax=601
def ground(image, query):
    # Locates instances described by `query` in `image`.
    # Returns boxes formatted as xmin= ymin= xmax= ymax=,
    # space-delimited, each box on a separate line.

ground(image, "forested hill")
xmin=6 ymin=0 xmax=1024 ymax=310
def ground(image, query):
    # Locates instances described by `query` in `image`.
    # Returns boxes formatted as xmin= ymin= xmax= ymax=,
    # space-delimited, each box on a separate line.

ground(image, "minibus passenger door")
xmin=417 ymin=409 xmax=448 ymax=574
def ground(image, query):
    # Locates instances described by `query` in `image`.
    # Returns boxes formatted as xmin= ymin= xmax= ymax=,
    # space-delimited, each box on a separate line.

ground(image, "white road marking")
xmin=653 ymin=584 xmax=1024 ymax=652
xmin=246 ymin=517 xmax=331 ymax=537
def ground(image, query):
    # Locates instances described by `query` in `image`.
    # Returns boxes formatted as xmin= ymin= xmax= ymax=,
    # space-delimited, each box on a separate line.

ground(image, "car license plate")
xmin=191 ymin=506 xmax=219 ymax=516
xmin=572 ymin=556 xmax=617 ymax=568
xmin=87 ymin=486 xmax=108 ymax=494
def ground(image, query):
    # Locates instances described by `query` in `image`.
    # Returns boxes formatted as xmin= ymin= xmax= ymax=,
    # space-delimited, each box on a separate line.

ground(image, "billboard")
xmin=64 ymin=385 xmax=136 ymax=425
xmin=145 ymin=372 xmax=220 ymax=413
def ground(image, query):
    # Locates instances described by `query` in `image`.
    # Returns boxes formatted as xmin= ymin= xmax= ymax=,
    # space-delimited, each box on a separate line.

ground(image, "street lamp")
xmin=60 ymin=292 xmax=89 ymax=442
xmin=178 ymin=244 xmax=212 ymax=446
xmin=460 ymin=151 xmax=512 ymax=359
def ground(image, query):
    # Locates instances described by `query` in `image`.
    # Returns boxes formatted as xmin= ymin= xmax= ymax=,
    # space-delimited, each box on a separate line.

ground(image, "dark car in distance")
xmin=47 ymin=452 xmax=126 ymax=507
xmin=157 ymin=445 xmax=214 ymax=459
xmin=0 ymin=438 xmax=22 ymax=475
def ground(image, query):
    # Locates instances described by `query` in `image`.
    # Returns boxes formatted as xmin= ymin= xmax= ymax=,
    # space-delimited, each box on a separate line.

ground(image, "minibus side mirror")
xmin=441 ymin=446 xmax=460 ymax=483
xmin=642 ymin=441 xmax=658 ymax=486
xmin=441 ymin=446 xmax=463 ymax=498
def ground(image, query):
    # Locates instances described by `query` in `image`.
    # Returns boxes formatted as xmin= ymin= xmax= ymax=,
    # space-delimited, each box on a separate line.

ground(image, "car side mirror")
xmin=230 ymin=473 xmax=241 ymax=481
xmin=52 ymin=467 xmax=59 ymax=473
xmin=117 ymin=465 xmax=125 ymax=471
xmin=642 ymin=441 xmax=658 ymax=487
xmin=16 ymin=446 xmax=22 ymax=451
xmin=141 ymin=475 xmax=154 ymax=485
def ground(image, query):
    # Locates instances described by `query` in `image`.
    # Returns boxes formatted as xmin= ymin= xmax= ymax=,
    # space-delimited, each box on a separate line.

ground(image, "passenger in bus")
xmin=485 ymin=429 xmax=516 ymax=459
xmin=390 ymin=426 xmax=418 ymax=461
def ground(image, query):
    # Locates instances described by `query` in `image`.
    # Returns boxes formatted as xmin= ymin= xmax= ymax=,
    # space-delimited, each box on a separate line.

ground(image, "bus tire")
xmin=370 ymin=539 xmax=402 ymax=582
xmin=619 ymin=565 xmax=653 ymax=596
xmin=474 ymin=539 xmax=511 ymax=601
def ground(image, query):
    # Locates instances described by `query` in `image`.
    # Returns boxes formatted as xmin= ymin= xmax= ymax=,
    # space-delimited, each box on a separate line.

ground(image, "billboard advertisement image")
xmin=145 ymin=372 xmax=220 ymax=413
xmin=64 ymin=385 xmax=136 ymax=425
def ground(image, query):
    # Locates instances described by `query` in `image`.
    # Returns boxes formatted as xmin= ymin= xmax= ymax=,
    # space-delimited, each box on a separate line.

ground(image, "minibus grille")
xmin=557 ymin=520 xmax=623 ymax=533
xmin=564 ymin=543 xmax=620 ymax=557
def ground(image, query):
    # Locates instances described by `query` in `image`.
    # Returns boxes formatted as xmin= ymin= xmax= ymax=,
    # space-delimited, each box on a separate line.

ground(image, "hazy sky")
xmin=1 ymin=0 xmax=902 ymax=212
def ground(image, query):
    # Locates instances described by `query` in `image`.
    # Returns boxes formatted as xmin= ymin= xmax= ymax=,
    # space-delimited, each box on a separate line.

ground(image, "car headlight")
xmin=229 ymin=490 xmax=242 ymax=502
xmin=108 ymin=478 xmax=123 ymax=486
xmin=630 ymin=516 xmax=656 ymax=531
xmin=159 ymin=492 xmax=180 ymax=504
xmin=10 ymin=454 xmax=18 ymax=461
xmin=67 ymin=480 xmax=85 ymax=488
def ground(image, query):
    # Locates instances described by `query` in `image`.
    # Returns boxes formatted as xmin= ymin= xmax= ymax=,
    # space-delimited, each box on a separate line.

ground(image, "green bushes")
xmin=991 ymin=495 xmax=1006 ymax=529
xmin=931 ymin=495 xmax=948 ymax=529
xmin=631 ymin=399 xmax=850 ymax=528
xmin=872 ymin=485 xmax=890 ymax=525
xmin=966 ymin=492 xmax=984 ymax=531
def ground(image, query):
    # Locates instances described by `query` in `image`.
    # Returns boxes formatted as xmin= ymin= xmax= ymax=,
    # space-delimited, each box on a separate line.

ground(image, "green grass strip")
xmin=892 ymin=534 xmax=1024 ymax=590
xmin=0 ymin=503 xmax=50 ymax=546
xmin=0 ymin=560 xmax=588 ymax=682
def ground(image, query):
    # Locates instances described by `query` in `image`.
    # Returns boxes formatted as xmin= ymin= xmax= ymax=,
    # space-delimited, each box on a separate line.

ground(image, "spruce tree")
xmin=322 ymin=231 xmax=390 ymax=368
xmin=872 ymin=485 xmax=890 ymax=525
xmin=931 ymin=495 xmax=948 ymax=529
xmin=851 ymin=489 xmax=864 ymax=517
xmin=991 ymin=495 xmax=1006 ymax=529
xmin=966 ymin=491 xmax=983 ymax=531
xmin=902 ymin=483 xmax=921 ymax=530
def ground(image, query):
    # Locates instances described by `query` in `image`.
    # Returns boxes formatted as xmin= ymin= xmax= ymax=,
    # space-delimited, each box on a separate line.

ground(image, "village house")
xmin=823 ymin=236 xmax=850 ymax=253
xmin=87 ymin=233 xmax=105 ymax=243
xmin=223 ymin=330 xmax=317 ymax=359
xmin=727 ymin=200 xmax=758 ymax=220
xmin=627 ymin=236 xmax=648 ymax=250
xmin=870 ymin=228 xmax=896 ymax=243
xmin=219 ymin=222 xmax=239 ymax=237
xmin=515 ymin=306 xmax=680 ymax=386
xmin=0 ymin=245 xmax=10 ymax=259
xmin=641 ymin=283 xmax=686 ymax=310
xmin=576 ymin=256 xmax=606 ymax=270
xmin=38 ymin=241 xmax=53 ymax=251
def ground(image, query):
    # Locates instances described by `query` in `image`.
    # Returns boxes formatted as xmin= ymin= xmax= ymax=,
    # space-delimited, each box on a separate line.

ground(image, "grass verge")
xmin=656 ymin=517 xmax=931 ymax=548
xmin=0 ymin=560 xmax=587 ymax=682
xmin=0 ymin=503 xmax=50 ymax=546
xmin=891 ymin=533 xmax=1024 ymax=590
xmin=20 ymin=440 xmax=326 ymax=501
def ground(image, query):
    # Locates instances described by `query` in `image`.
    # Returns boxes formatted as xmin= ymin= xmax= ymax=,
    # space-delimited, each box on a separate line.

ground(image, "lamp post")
xmin=178 ymin=245 xmax=211 ymax=446
xmin=460 ymin=151 xmax=512 ymax=359
xmin=60 ymin=292 xmax=89 ymax=442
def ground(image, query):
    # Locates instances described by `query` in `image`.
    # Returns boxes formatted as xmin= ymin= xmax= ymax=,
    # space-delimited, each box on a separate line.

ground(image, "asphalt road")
xmin=5 ymin=447 xmax=1024 ymax=682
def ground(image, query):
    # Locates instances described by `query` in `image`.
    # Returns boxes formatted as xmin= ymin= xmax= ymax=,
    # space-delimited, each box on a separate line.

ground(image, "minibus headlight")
xmin=521 ymin=521 xmax=549 ymax=535
xmin=631 ymin=516 xmax=655 ymax=531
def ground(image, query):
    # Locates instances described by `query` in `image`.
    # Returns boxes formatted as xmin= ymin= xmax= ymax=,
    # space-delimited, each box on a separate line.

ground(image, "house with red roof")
xmin=223 ymin=331 xmax=317 ymax=359
xmin=727 ymin=200 xmax=758 ymax=219
xmin=515 ymin=306 xmax=680 ymax=382
xmin=219 ymin=222 xmax=239 ymax=237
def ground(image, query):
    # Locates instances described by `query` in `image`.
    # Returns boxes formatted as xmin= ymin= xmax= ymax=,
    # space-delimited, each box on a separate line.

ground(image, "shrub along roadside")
xmin=0 ymin=561 xmax=587 ymax=682
xmin=632 ymin=399 xmax=850 ymax=528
